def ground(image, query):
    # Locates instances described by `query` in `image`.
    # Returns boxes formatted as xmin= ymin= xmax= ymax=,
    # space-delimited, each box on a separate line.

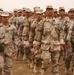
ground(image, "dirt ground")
xmin=12 ymin=58 xmax=72 ymax=75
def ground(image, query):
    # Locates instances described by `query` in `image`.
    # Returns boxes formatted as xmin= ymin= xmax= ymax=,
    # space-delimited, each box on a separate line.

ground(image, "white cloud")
xmin=0 ymin=0 xmax=74 ymax=12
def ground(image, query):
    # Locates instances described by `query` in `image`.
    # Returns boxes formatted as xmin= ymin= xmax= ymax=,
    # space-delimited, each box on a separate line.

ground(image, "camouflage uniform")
xmin=39 ymin=17 xmax=64 ymax=75
xmin=56 ymin=16 xmax=69 ymax=63
xmin=58 ymin=16 xmax=68 ymax=40
xmin=0 ymin=24 xmax=16 ymax=75
xmin=28 ymin=16 xmax=36 ymax=48
xmin=0 ymin=25 xmax=5 ymax=75
xmin=17 ymin=16 xmax=26 ymax=37
xmin=40 ymin=18 xmax=53 ymax=75
xmin=12 ymin=30 xmax=19 ymax=60
xmin=0 ymin=53 xmax=4 ymax=75
xmin=22 ymin=37 xmax=30 ymax=62
xmin=23 ymin=18 xmax=30 ymax=39
xmin=16 ymin=15 xmax=26 ymax=59
xmin=9 ymin=14 xmax=20 ymax=60
xmin=65 ymin=18 xmax=74 ymax=74
xmin=22 ymin=17 xmax=33 ymax=63
xmin=30 ymin=19 xmax=44 ymax=73
xmin=9 ymin=16 xmax=18 ymax=29
xmin=23 ymin=12 xmax=36 ymax=47
xmin=50 ymin=19 xmax=65 ymax=75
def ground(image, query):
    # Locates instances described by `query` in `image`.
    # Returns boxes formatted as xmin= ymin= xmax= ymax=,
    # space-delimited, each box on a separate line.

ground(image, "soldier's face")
xmin=68 ymin=11 xmax=74 ymax=19
xmin=14 ymin=11 xmax=18 ymax=16
xmin=54 ymin=12 xmax=58 ymax=17
xmin=22 ymin=11 xmax=26 ymax=16
xmin=46 ymin=8 xmax=54 ymax=17
xmin=18 ymin=12 xmax=22 ymax=16
xmin=36 ymin=14 xmax=43 ymax=21
xmin=2 ymin=16 xmax=9 ymax=23
xmin=59 ymin=10 xmax=65 ymax=16
xmin=9 ymin=13 xmax=13 ymax=18
xmin=26 ymin=12 xmax=31 ymax=18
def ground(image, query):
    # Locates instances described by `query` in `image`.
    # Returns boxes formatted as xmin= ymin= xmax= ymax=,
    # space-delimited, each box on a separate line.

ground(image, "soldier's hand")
xmin=60 ymin=43 xmax=65 ymax=48
xmin=12 ymin=51 xmax=18 ymax=57
xmin=60 ymin=45 xmax=64 ymax=51
xmin=67 ymin=43 xmax=72 ymax=48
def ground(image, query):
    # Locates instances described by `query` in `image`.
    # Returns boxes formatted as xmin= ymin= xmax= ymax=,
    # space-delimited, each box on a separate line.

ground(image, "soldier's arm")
xmin=67 ymin=24 xmax=73 ymax=41
xmin=29 ymin=21 xmax=36 ymax=43
xmin=22 ymin=20 xmax=30 ymax=37
xmin=0 ymin=27 xmax=5 ymax=43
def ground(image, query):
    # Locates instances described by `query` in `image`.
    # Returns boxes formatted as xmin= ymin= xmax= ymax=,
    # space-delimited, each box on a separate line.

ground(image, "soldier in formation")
xmin=0 ymin=6 xmax=74 ymax=75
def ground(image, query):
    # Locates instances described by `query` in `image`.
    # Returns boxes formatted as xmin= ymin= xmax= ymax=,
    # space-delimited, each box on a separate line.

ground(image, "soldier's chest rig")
xmin=3 ymin=25 xmax=14 ymax=42
xmin=0 ymin=25 xmax=13 ymax=52
xmin=34 ymin=20 xmax=42 ymax=32
xmin=43 ymin=20 xmax=53 ymax=36
xmin=43 ymin=19 xmax=59 ymax=38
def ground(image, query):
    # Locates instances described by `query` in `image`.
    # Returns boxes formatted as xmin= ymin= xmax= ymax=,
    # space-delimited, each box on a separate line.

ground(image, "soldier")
xmin=33 ymin=6 xmax=40 ymax=18
xmin=29 ymin=7 xmax=40 ymax=49
xmin=50 ymin=19 xmax=65 ymax=75
xmin=17 ymin=9 xmax=26 ymax=36
xmin=16 ymin=9 xmax=26 ymax=59
xmin=23 ymin=8 xmax=33 ymax=43
xmin=22 ymin=8 xmax=32 ymax=62
xmin=1 ymin=12 xmax=16 ymax=75
xmin=27 ymin=6 xmax=40 ymax=31
xmin=9 ymin=9 xmax=18 ymax=29
xmin=9 ymin=9 xmax=19 ymax=60
xmin=29 ymin=7 xmax=40 ymax=48
xmin=64 ymin=8 xmax=74 ymax=75
xmin=58 ymin=7 xmax=69 ymax=40
xmin=22 ymin=7 xmax=40 ymax=68
xmin=37 ymin=5 xmax=64 ymax=75
xmin=22 ymin=7 xmax=26 ymax=17
xmin=39 ymin=5 xmax=56 ymax=75
xmin=30 ymin=9 xmax=44 ymax=73
xmin=0 ymin=12 xmax=5 ymax=75
xmin=23 ymin=8 xmax=32 ymax=46
xmin=53 ymin=9 xmax=58 ymax=18
xmin=58 ymin=7 xmax=69 ymax=62
xmin=28 ymin=7 xmax=41 ymax=68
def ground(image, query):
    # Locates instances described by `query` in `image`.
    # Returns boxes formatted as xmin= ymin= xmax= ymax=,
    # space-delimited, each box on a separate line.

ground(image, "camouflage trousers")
xmin=41 ymin=43 xmax=51 ymax=69
xmin=41 ymin=51 xmax=51 ymax=69
xmin=64 ymin=46 xmax=74 ymax=75
xmin=13 ymin=45 xmax=18 ymax=60
xmin=72 ymin=53 xmax=74 ymax=75
xmin=51 ymin=51 xmax=60 ymax=75
xmin=3 ymin=45 xmax=13 ymax=75
xmin=64 ymin=46 xmax=73 ymax=70
xmin=4 ymin=56 xmax=13 ymax=75
xmin=0 ymin=53 xmax=4 ymax=75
